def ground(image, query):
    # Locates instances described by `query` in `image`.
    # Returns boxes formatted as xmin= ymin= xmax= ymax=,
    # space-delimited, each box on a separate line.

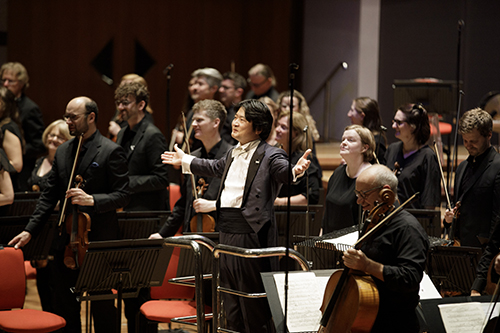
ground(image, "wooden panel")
xmin=6 ymin=0 xmax=302 ymax=137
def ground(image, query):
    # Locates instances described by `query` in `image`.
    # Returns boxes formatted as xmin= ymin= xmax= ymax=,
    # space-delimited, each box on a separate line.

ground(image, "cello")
xmin=57 ymin=134 xmax=92 ymax=269
xmin=318 ymin=191 xmax=418 ymax=333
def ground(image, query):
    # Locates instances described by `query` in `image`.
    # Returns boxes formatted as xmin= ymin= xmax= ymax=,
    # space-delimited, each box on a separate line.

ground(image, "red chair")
xmin=0 ymin=247 xmax=66 ymax=333
xmin=140 ymin=246 xmax=211 ymax=331
xmin=168 ymin=184 xmax=183 ymax=235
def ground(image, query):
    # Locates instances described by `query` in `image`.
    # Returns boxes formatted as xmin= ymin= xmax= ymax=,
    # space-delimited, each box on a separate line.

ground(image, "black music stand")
xmin=73 ymin=238 xmax=171 ymax=333
xmin=426 ymin=245 xmax=482 ymax=294
xmin=0 ymin=214 xmax=57 ymax=261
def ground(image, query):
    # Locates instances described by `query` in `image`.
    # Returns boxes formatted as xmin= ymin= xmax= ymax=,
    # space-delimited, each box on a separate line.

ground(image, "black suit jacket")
xmin=116 ymin=119 xmax=169 ymax=211
xmin=453 ymin=146 xmax=500 ymax=248
xmin=190 ymin=140 xmax=293 ymax=247
xmin=25 ymin=130 xmax=130 ymax=242
xmin=158 ymin=139 xmax=233 ymax=237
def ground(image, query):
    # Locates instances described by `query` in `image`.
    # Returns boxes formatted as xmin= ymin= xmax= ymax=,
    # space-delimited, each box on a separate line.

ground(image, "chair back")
xmin=150 ymin=246 xmax=194 ymax=300
xmin=0 ymin=247 xmax=26 ymax=309
xmin=169 ymin=184 xmax=182 ymax=211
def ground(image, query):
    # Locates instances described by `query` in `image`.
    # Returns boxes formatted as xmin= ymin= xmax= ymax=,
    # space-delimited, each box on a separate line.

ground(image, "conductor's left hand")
xmin=293 ymin=149 xmax=312 ymax=178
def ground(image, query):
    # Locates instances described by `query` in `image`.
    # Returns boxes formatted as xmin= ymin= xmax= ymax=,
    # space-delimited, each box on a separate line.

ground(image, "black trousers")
xmin=219 ymin=231 xmax=276 ymax=333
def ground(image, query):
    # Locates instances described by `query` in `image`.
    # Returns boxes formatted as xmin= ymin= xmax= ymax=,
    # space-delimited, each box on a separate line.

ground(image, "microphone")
xmin=380 ymin=125 xmax=387 ymax=132
xmin=303 ymin=125 xmax=308 ymax=133
xmin=163 ymin=64 xmax=174 ymax=75
xmin=458 ymin=20 xmax=465 ymax=31
xmin=289 ymin=63 xmax=299 ymax=71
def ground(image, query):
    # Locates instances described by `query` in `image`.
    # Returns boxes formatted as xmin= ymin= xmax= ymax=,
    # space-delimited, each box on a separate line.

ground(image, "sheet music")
xmin=273 ymin=272 xmax=330 ymax=333
xmin=323 ymin=231 xmax=357 ymax=248
xmin=419 ymin=272 xmax=441 ymax=300
xmin=438 ymin=302 xmax=488 ymax=333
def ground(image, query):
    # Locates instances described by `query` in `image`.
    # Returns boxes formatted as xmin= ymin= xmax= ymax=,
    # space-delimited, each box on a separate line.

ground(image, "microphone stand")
xmin=284 ymin=62 xmax=299 ymax=333
xmin=303 ymin=125 xmax=310 ymax=238
xmin=163 ymin=64 xmax=175 ymax=150
xmin=448 ymin=20 xmax=464 ymax=193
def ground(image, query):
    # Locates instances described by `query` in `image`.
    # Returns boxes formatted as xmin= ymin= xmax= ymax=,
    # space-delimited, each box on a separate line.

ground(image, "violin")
xmin=63 ymin=175 xmax=91 ymax=269
xmin=189 ymin=178 xmax=216 ymax=233
xmin=57 ymin=134 xmax=92 ymax=270
xmin=317 ymin=189 xmax=398 ymax=333
xmin=393 ymin=161 xmax=401 ymax=175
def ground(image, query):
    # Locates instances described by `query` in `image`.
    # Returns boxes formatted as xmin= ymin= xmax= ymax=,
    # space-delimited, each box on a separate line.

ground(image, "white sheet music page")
xmin=273 ymin=272 xmax=330 ymax=333
xmin=438 ymin=302 xmax=487 ymax=333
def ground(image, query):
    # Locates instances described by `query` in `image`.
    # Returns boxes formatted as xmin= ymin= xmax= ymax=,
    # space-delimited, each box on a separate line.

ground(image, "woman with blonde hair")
xmin=274 ymin=110 xmax=322 ymax=205
xmin=322 ymin=125 xmax=375 ymax=235
xmin=277 ymin=90 xmax=320 ymax=142
xmin=28 ymin=119 xmax=72 ymax=192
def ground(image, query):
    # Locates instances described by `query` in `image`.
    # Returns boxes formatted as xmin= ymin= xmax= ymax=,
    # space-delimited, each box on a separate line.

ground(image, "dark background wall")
xmin=4 ymin=0 xmax=500 ymax=143
xmin=378 ymin=0 xmax=500 ymax=144
xmin=5 ymin=0 xmax=302 ymax=136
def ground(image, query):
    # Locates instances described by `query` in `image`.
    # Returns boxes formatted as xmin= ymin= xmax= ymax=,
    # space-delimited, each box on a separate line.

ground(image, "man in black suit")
xmin=115 ymin=81 xmax=169 ymax=211
xmin=114 ymin=81 xmax=169 ymax=332
xmin=445 ymin=108 xmax=500 ymax=252
xmin=10 ymin=96 xmax=130 ymax=333
xmin=150 ymin=99 xmax=231 ymax=238
xmin=162 ymin=99 xmax=310 ymax=333
xmin=442 ymin=108 xmax=500 ymax=296
xmin=1 ymin=62 xmax=45 ymax=191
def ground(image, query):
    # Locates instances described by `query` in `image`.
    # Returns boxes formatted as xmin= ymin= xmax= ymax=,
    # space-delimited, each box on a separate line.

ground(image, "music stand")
xmin=73 ymin=238 xmax=171 ymax=333
xmin=426 ymin=245 xmax=482 ymax=294
xmin=0 ymin=214 xmax=57 ymax=261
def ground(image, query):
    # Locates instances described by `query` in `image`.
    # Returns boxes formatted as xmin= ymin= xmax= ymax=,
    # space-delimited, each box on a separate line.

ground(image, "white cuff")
xmin=181 ymin=154 xmax=196 ymax=174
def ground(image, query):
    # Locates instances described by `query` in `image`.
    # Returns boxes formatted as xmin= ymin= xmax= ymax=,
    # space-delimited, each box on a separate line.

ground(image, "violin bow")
xmin=181 ymin=111 xmax=198 ymax=200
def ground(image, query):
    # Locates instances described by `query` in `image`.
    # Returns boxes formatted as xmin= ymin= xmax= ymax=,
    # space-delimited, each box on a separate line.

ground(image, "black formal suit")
xmin=158 ymin=139 xmax=233 ymax=237
xmin=24 ymin=130 xmax=130 ymax=333
xmin=116 ymin=118 xmax=169 ymax=211
xmin=453 ymin=146 xmax=500 ymax=248
xmin=190 ymin=140 xmax=293 ymax=333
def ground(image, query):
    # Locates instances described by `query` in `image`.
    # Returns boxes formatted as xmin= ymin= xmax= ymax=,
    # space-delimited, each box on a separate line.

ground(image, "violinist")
xmin=444 ymin=108 xmax=500 ymax=249
xmin=150 ymin=99 xmax=232 ymax=238
xmin=9 ymin=96 xmax=130 ymax=333
xmin=344 ymin=164 xmax=429 ymax=333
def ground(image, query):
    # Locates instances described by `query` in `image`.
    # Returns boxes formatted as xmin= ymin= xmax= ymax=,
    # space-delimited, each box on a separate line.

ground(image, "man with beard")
xmin=10 ymin=96 xmax=130 ymax=333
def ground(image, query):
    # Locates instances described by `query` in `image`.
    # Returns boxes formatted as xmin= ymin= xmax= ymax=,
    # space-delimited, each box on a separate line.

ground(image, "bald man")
xmin=343 ymin=164 xmax=429 ymax=333
xmin=10 ymin=96 xmax=130 ymax=333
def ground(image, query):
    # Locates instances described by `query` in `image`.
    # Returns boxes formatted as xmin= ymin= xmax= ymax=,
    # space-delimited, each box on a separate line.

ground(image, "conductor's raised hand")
xmin=293 ymin=149 xmax=312 ymax=178
xmin=161 ymin=144 xmax=185 ymax=166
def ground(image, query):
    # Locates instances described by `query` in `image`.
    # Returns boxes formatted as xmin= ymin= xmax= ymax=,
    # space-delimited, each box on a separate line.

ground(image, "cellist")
xmin=342 ymin=165 xmax=429 ymax=333
xmin=150 ymin=99 xmax=233 ymax=238
xmin=9 ymin=96 xmax=130 ymax=333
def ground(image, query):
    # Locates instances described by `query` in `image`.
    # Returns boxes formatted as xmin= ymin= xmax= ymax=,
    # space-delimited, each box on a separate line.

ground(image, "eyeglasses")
xmin=63 ymin=112 xmax=89 ymax=122
xmin=354 ymin=185 xmax=383 ymax=200
xmin=247 ymin=77 xmax=268 ymax=88
xmin=1 ymin=78 xmax=19 ymax=86
xmin=392 ymin=119 xmax=406 ymax=126
xmin=115 ymin=99 xmax=134 ymax=107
